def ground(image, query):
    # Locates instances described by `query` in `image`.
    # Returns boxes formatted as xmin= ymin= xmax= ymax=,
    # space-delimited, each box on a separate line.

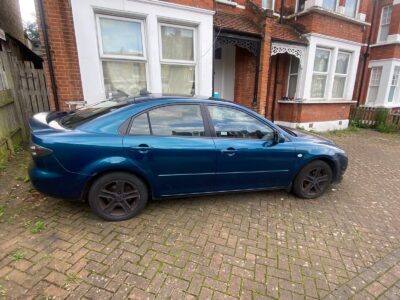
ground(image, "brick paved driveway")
xmin=1 ymin=129 xmax=400 ymax=299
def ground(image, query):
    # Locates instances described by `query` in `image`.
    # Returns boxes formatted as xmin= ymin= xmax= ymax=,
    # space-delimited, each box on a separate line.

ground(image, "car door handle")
xmin=129 ymin=144 xmax=152 ymax=154
xmin=221 ymin=147 xmax=237 ymax=156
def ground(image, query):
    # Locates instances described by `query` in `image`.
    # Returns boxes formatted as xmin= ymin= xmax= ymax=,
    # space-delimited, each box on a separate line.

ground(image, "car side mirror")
xmin=273 ymin=131 xmax=285 ymax=144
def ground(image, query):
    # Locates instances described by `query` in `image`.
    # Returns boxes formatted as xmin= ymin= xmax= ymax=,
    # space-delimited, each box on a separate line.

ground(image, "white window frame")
xmin=262 ymin=0 xmax=275 ymax=10
xmin=388 ymin=66 xmax=400 ymax=103
xmin=158 ymin=22 xmax=197 ymax=95
xmin=96 ymin=14 xmax=147 ymax=61
xmin=286 ymin=56 xmax=299 ymax=98
xmin=331 ymin=51 xmax=351 ymax=99
xmin=310 ymin=47 xmax=331 ymax=99
xmin=95 ymin=14 xmax=149 ymax=98
xmin=377 ymin=6 xmax=392 ymax=43
xmin=366 ymin=67 xmax=382 ymax=105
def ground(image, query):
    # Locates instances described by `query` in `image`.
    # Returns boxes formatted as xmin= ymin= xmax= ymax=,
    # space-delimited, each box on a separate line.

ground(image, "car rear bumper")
xmin=29 ymin=161 xmax=90 ymax=200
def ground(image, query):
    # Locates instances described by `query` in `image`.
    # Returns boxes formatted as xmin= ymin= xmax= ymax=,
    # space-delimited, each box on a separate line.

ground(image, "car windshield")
xmin=60 ymin=97 xmax=131 ymax=129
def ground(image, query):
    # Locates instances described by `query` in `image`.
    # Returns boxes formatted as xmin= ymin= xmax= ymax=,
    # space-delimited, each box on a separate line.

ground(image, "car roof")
xmin=128 ymin=94 xmax=236 ymax=105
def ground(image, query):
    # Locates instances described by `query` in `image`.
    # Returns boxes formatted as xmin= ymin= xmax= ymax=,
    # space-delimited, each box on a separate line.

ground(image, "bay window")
xmin=367 ymin=67 xmax=382 ymax=104
xmin=332 ymin=52 xmax=350 ymax=99
xmin=287 ymin=57 xmax=299 ymax=98
xmin=388 ymin=67 xmax=400 ymax=103
xmin=160 ymin=24 xmax=196 ymax=96
xmin=97 ymin=15 xmax=147 ymax=97
xmin=311 ymin=48 xmax=330 ymax=98
xmin=378 ymin=6 xmax=392 ymax=43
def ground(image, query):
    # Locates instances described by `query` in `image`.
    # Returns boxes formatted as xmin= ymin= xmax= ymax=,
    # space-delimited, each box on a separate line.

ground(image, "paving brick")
xmin=1 ymin=131 xmax=400 ymax=299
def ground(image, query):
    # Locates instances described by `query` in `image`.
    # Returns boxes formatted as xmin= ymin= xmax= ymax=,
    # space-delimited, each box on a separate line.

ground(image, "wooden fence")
xmin=0 ymin=45 xmax=50 ymax=163
xmin=349 ymin=106 xmax=400 ymax=129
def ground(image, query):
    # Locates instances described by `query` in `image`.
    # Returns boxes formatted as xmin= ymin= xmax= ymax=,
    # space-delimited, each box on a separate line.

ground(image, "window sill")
xmin=215 ymin=0 xmax=245 ymax=9
xmin=278 ymin=100 xmax=357 ymax=104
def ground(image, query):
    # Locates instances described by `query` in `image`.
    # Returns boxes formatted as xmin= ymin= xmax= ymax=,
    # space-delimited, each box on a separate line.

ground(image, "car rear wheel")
xmin=88 ymin=172 xmax=148 ymax=221
xmin=293 ymin=160 xmax=332 ymax=199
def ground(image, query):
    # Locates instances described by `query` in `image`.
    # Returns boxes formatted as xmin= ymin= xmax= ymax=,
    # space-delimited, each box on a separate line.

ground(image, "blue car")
xmin=29 ymin=96 xmax=348 ymax=221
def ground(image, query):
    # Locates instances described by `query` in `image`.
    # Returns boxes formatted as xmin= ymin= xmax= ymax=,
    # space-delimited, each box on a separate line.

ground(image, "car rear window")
xmin=60 ymin=99 xmax=129 ymax=129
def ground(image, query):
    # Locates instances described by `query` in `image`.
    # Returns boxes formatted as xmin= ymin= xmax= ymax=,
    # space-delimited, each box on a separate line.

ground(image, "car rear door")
xmin=123 ymin=103 xmax=217 ymax=197
xmin=206 ymin=104 xmax=296 ymax=191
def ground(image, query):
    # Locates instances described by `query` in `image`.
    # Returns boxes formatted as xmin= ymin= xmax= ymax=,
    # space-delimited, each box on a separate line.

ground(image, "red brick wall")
xmin=370 ymin=44 xmax=400 ymax=60
xmin=295 ymin=13 xmax=365 ymax=43
xmin=165 ymin=0 xmax=214 ymax=10
xmin=278 ymin=103 xmax=352 ymax=123
xmin=36 ymin=0 xmax=83 ymax=111
xmin=234 ymin=47 xmax=256 ymax=109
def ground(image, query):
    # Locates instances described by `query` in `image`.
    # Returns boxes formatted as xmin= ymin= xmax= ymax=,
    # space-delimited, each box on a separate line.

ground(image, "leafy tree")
xmin=24 ymin=21 xmax=39 ymax=40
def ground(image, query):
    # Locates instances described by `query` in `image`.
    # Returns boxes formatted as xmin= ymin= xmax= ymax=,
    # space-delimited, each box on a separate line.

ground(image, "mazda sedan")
xmin=29 ymin=96 xmax=348 ymax=221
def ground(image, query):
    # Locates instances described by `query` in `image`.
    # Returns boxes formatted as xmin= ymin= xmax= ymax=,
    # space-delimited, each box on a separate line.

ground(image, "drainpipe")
xmin=37 ymin=0 xmax=60 ymax=111
xmin=280 ymin=0 xmax=285 ymax=23
xmin=357 ymin=0 xmax=377 ymax=107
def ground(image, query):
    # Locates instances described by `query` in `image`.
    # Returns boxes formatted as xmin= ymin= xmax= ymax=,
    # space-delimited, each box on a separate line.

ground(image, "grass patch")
xmin=31 ymin=220 xmax=45 ymax=234
xmin=64 ymin=272 xmax=80 ymax=286
xmin=16 ymin=175 xmax=30 ymax=183
xmin=0 ymin=206 xmax=4 ymax=218
xmin=11 ymin=249 xmax=26 ymax=262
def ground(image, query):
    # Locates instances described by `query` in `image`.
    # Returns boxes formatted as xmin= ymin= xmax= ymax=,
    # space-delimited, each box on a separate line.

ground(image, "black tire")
xmin=88 ymin=172 xmax=148 ymax=221
xmin=293 ymin=160 xmax=332 ymax=199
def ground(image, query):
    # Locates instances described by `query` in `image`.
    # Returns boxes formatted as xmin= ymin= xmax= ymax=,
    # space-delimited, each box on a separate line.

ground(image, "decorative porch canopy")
xmin=271 ymin=41 xmax=307 ymax=67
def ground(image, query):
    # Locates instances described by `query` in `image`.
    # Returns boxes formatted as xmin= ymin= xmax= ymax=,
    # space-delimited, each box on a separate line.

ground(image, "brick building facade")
xmin=36 ymin=0 xmax=397 ymax=131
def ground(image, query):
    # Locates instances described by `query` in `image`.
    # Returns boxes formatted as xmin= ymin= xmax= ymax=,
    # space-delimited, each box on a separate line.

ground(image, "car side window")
xmin=129 ymin=104 xmax=205 ymax=137
xmin=208 ymin=105 xmax=274 ymax=139
xmin=129 ymin=113 xmax=151 ymax=135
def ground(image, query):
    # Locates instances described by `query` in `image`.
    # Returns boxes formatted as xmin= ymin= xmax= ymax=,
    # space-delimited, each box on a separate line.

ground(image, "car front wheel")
xmin=293 ymin=160 xmax=332 ymax=199
xmin=88 ymin=172 xmax=148 ymax=221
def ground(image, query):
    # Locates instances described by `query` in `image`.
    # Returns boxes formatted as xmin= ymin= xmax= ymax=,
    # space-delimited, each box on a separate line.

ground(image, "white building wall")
xmin=70 ymin=0 xmax=214 ymax=104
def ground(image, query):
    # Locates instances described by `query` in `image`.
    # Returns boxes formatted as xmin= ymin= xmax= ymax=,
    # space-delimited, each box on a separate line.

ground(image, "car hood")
xmin=279 ymin=126 xmax=338 ymax=146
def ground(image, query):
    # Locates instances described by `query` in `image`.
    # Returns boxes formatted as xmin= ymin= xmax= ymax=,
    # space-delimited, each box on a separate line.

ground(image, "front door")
xmin=207 ymin=105 xmax=296 ymax=191
xmin=123 ymin=104 xmax=216 ymax=197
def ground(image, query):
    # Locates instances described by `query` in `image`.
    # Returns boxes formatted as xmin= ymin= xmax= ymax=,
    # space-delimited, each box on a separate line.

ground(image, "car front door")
xmin=207 ymin=105 xmax=296 ymax=191
xmin=123 ymin=104 xmax=217 ymax=197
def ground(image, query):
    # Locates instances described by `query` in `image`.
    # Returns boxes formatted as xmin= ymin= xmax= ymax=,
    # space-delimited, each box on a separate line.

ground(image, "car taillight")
xmin=30 ymin=143 xmax=53 ymax=157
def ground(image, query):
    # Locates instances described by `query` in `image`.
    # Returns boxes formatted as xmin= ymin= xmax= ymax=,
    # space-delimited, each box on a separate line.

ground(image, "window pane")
xmin=335 ymin=53 xmax=350 ymax=74
xmin=313 ymin=49 xmax=330 ymax=72
xmin=130 ymin=113 xmax=150 ymax=135
xmin=322 ymin=0 xmax=336 ymax=10
xmin=370 ymin=67 xmax=382 ymax=86
xmin=148 ymin=105 xmax=204 ymax=136
xmin=332 ymin=76 xmax=346 ymax=98
xmin=344 ymin=0 xmax=357 ymax=17
xmin=381 ymin=6 xmax=392 ymax=25
xmin=367 ymin=86 xmax=378 ymax=104
xmin=388 ymin=86 xmax=395 ymax=103
xmin=289 ymin=57 xmax=300 ymax=74
xmin=208 ymin=106 xmax=274 ymax=139
xmin=102 ymin=61 xmax=146 ymax=97
xmin=161 ymin=65 xmax=195 ymax=96
xmin=99 ymin=17 xmax=143 ymax=56
xmin=288 ymin=75 xmax=298 ymax=98
xmin=311 ymin=75 xmax=327 ymax=98
xmin=379 ymin=25 xmax=389 ymax=42
xmin=161 ymin=25 xmax=194 ymax=61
